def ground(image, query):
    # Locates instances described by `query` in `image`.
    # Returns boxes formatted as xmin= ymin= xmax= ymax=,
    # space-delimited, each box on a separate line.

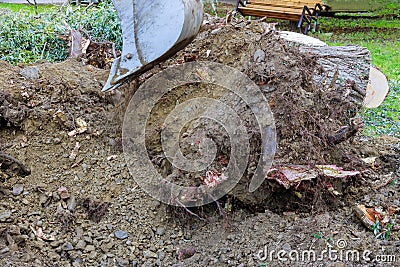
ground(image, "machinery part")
xmin=103 ymin=0 xmax=204 ymax=91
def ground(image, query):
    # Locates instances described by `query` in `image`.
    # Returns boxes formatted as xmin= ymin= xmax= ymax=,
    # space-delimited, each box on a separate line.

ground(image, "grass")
xmin=0 ymin=3 xmax=54 ymax=14
xmin=313 ymin=16 xmax=400 ymax=137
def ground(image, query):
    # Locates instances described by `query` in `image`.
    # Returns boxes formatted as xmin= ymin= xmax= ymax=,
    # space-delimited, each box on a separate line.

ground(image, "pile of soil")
xmin=0 ymin=16 xmax=399 ymax=267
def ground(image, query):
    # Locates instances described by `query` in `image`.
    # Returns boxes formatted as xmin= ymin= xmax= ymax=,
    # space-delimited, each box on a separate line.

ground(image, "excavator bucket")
xmin=102 ymin=0 xmax=204 ymax=91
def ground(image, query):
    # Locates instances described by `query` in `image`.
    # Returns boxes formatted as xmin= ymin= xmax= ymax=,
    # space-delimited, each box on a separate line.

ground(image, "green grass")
xmin=313 ymin=16 xmax=400 ymax=137
xmin=0 ymin=3 xmax=54 ymax=14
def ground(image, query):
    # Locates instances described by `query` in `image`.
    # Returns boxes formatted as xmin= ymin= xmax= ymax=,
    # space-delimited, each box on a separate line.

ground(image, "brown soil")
xmin=0 ymin=16 xmax=399 ymax=267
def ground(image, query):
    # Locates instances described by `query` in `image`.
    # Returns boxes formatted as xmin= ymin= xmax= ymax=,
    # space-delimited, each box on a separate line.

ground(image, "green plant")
xmin=373 ymin=218 xmax=395 ymax=240
xmin=0 ymin=2 xmax=121 ymax=65
xmin=311 ymin=232 xmax=335 ymax=247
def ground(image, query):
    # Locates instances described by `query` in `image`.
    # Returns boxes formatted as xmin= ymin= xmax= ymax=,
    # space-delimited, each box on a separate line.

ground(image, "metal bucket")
xmin=103 ymin=0 xmax=204 ymax=91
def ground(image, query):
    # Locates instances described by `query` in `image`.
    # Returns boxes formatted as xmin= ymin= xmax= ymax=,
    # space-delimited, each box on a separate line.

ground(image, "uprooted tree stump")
xmin=134 ymin=19 xmax=372 ymax=210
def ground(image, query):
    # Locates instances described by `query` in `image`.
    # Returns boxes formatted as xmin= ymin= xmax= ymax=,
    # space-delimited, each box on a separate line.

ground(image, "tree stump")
xmin=133 ymin=19 xmax=371 ymax=208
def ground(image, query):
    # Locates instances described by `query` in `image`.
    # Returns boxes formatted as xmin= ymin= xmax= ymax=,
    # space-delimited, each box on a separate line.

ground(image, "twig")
xmin=373 ymin=175 xmax=395 ymax=190
xmin=215 ymin=200 xmax=231 ymax=227
xmin=40 ymin=42 xmax=47 ymax=59
xmin=176 ymin=199 xmax=207 ymax=222
xmin=25 ymin=0 xmax=38 ymax=16
xmin=84 ymin=2 xmax=94 ymax=11
xmin=0 ymin=153 xmax=31 ymax=176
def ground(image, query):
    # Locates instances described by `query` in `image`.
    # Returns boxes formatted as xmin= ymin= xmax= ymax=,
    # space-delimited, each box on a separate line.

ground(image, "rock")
xmin=48 ymin=251 xmax=61 ymax=261
xmin=88 ymin=251 xmax=97 ymax=260
xmin=211 ymin=28 xmax=221 ymax=35
xmin=20 ymin=66 xmax=40 ymax=80
xmin=157 ymin=251 xmax=165 ymax=260
xmin=0 ymin=247 xmax=10 ymax=254
xmin=155 ymin=227 xmax=165 ymax=236
xmin=85 ymin=245 xmax=96 ymax=252
xmin=253 ymin=49 xmax=266 ymax=63
xmin=143 ymin=250 xmax=158 ymax=259
xmin=12 ymin=184 xmax=24 ymax=196
xmin=100 ymin=241 xmax=114 ymax=253
xmin=58 ymin=187 xmax=70 ymax=200
xmin=76 ymin=240 xmax=86 ymax=250
xmin=0 ymin=211 xmax=12 ymax=222
xmin=67 ymin=196 xmax=77 ymax=212
xmin=115 ymin=230 xmax=128 ymax=240
xmin=116 ymin=258 xmax=130 ymax=266
xmin=131 ymin=260 xmax=138 ymax=267
xmin=62 ymin=242 xmax=74 ymax=251
xmin=282 ymin=243 xmax=291 ymax=252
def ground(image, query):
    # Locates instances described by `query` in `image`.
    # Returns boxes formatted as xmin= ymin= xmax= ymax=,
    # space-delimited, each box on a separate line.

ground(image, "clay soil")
xmin=0 ymin=17 xmax=399 ymax=267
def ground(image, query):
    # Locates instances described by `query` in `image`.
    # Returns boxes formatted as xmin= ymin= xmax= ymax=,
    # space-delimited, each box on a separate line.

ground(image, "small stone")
xmin=12 ymin=184 xmax=24 ymax=196
xmin=155 ymin=227 xmax=165 ymax=236
xmin=48 ymin=251 xmax=61 ymax=261
xmin=143 ymin=250 xmax=158 ymax=259
xmin=20 ymin=66 xmax=40 ymax=80
xmin=52 ymin=191 xmax=61 ymax=202
xmin=83 ymin=236 xmax=93 ymax=244
xmin=100 ymin=241 xmax=114 ymax=253
xmin=76 ymin=240 xmax=86 ymax=250
xmin=117 ymin=258 xmax=130 ymax=266
xmin=131 ymin=260 xmax=138 ymax=267
xmin=157 ymin=251 xmax=165 ymax=260
xmin=0 ymin=247 xmax=10 ymax=254
xmin=67 ymin=196 xmax=77 ymax=212
xmin=58 ymin=187 xmax=70 ymax=200
xmin=282 ymin=243 xmax=291 ymax=252
xmin=62 ymin=242 xmax=74 ymax=251
xmin=254 ymin=49 xmax=266 ymax=63
xmin=115 ymin=230 xmax=128 ymax=240
xmin=85 ymin=245 xmax=96 ymax=252
xmin=0 ymin=211 xmax=12 ymax=222
xmin=88 ymin=251 xmax=97 ymax=260
xmin=211 ymin=28 xmax=221 ymax=35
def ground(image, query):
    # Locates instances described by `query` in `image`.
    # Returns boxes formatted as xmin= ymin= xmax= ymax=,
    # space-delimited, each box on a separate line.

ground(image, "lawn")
xmin=314 ymin=16 xmax=400 ymax=137
xmin=0 ymin=2 xmax=54 ymax=13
